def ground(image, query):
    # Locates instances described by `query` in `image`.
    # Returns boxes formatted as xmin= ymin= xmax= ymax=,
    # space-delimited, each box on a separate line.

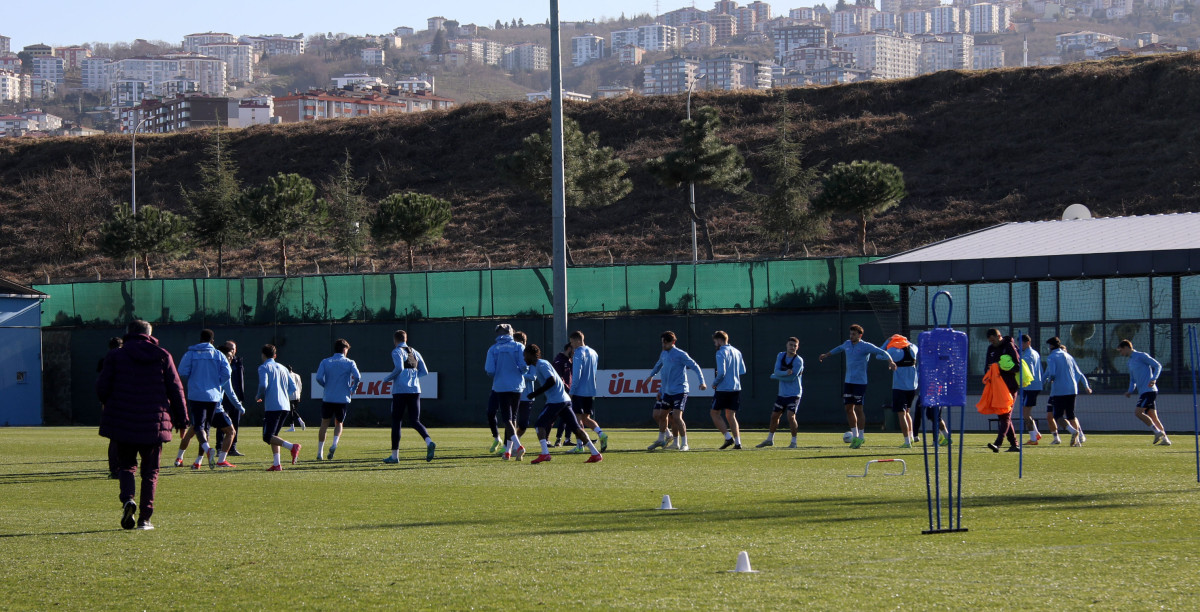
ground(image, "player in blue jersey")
xmin=523 ymin=344 xmax=602 ymax=464
xmin=711 ymin=331 xmax=747 ymax=449
xmin=1043 ymin=337 xmax=1092 ymax=446
xmin=513 ymin=331 xmax=536 ymax=444
xmin=643 ymin=331 xmax=707 ymax=451
xmin=820 ymin=324 xmax=896 ymax=449
xmin=314 ymin=339 xmax=361 ymax=461
xmin=1118 ymin=339 xmax=1171 ymax=446
xmin=756 ymin=337 xmax=803 ymax=449
xmin=1019 ymin=334 xmax=1045 ymax=445
xmin=877 ymin=334 xmax=918 ymax=448
xmin=569 ymin=330 xmax=608 ymax=453
xmin=485 ymin=324 xmax=529 ymax=460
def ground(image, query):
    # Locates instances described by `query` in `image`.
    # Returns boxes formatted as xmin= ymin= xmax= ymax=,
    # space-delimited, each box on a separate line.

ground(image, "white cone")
xmin=730 ymin=550 xmax=759 ymax=573
xmin=659 ymin=494 xmax=674 ymax=510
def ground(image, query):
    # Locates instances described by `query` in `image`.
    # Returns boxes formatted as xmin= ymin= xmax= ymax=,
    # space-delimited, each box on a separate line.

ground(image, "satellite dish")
xmin=1062 ymin=204 xmax=1092 ymax=220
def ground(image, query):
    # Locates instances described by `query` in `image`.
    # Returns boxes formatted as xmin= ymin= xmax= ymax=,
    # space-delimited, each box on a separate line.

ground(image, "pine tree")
xmin=182 ymin=128 xmax=246 ymax=277
xmin=753 ymin=100 xmax=828 ymax=256
xmin=321 ymin=152 xmax=370 ymax=271
xmin=100 ymin=204 xmax=188 ymax=279
xmin=813 ymin=160 xmax=906 ymax=255
xmin=370 ymin=192 xmax=452 ymax=271
xmin=241 ymin=173 xmax=327 ymax=275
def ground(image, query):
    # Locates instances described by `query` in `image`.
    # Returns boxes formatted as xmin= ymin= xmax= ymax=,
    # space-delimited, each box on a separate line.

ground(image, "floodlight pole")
xmin=685 ymin=72 xmax=707 ymax=264
xmin=549 ymin=0 xmax=569 ymax=351
xmin=130 ymin=115 xmax=151 ymax=279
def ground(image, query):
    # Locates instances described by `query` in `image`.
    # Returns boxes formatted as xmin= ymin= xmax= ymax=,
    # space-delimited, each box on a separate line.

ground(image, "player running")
xmin=382 ymin=330 xmax=437 ymax=463
xmin=524 ymin=344 xmax=603 ymax=464
xmin=485 ymin=324 xmax=529 ymax=460
xmin=314 ymin=339 xmax=361 ymax=461
xmin=819 ymin=324 xmax=896 ymax=448
xmin=1118 ymin=339 xmax=1171 ymax=446
xmin=175 ymin=329 xmax=240 ymax=469
xmin=257 ymin=344 xmax=301 ymax=470
xmin=643 ymin=331 xmax=706 ymax=451
xmin=756 ymin=337 xmax=803 ymax=449
xmin=1019 ymin=334 xmax=1045 ymax=445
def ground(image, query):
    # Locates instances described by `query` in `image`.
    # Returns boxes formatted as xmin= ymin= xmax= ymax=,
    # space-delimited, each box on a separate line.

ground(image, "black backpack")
xmin=895 ymin=345 xmax=915 ymax=368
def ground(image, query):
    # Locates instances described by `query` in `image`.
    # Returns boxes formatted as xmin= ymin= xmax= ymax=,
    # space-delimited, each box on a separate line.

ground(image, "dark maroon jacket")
xmin=97 ymin=334 xmax=188 ymax=445
xmin=552 ymin=352 xmax=572 ymax=392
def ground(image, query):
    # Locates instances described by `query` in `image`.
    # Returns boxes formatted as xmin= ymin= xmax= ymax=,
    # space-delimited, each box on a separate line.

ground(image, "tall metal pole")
xmin=549 ymin=0 xmax=569 ymax=352
xmin=130 ymin=116 xmax=150 ymax=279
xmin=686 ymin=73 xmax=706 ymax=264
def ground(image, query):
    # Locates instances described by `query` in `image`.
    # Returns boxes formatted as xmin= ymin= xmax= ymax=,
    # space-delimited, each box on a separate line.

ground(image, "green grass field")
xmin=4 ymin=427 xmax=1200 ymax=610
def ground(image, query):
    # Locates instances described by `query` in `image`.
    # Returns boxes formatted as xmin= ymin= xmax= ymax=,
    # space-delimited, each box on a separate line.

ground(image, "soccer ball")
xmin=843 ymin=431 xmax=853 ymax=443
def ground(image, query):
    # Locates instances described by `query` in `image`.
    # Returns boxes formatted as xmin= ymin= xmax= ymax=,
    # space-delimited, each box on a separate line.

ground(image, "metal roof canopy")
xmin=859 ymin=212 xmax=1200 ymax=285
xmin=0 ymin=277 xmax=47 ymax=298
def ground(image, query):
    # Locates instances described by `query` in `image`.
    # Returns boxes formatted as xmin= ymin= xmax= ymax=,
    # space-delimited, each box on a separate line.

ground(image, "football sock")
xmin=680 ymin=435 xmax=688 ymax=447
xmin=318 ymin=442 xmax=326 ymax=456
xmin=765 ymin=432 xmax=775 ymax=442
xmin=734 ymin=436 xmax=741 ymax=445
xmin=281 ymin=441 xmax=294 ymax=450
xmin=586 ymin=441 xmax=599 ymax=455
xmin=791 ymin=435 xmax=798 ymax=445
xmin=504 ymin=439 xmax=513 ymax=453
xmin=176 ymin=449 xmax=186 ymax=461
xmin=575 ymin=441 xmax=584 ymax=449
xmin=1030 ymin=422 xmax=1040 ymax=435
xmin=272 ymin=452 xmax=281 ymax=466
xmin=1065 ymin=424 xmax=1077 ymax=434
xmin=390 ymin=450 xmax=399 ymax=460
xmin=656 ymin=431 xmax=666 ymax=442
xmin=539 ymin=439 xmax=549 ymax=454
xmin=217 ymin=451 xmax=227 ymax=462
xmin=332 ymin=435 xmax=340 ymax=447
xmin=201 ymin=442 xmax=211 ymax=453
xmin=424 ymin=437 xmax=433 ymax=445
xmin=723 ymin=432 xmax=733 ymax=441
xmin=593 ymin=427 xmax=604 ymax=436
xmin=511 ymin=434 xmax=522 ymax=449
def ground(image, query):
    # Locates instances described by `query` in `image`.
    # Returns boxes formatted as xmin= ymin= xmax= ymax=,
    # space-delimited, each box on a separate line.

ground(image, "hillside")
xmin=1 ymin=52 xmax=1198 ymax=283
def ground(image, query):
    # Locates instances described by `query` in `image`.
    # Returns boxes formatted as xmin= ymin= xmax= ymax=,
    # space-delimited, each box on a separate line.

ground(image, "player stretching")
xmin=1043 ymin=337 xmax=1091 ymax=446
xmin=1019 ymin=334 xmax=1044 ymax=445
xmin=1118 ymin=339 xmax=1171 ymax=446
xmin=569 ymin=331 xmax=608 ymax=453
xmin=711 ymin=331 xmax=747 ymax=450
xmin=757 ymin=337 xmax=803 ymax=449
xmin=314 ymin=339 xmax=361 ymax=460
xmin=524 ymin=344 xmax=603 ymax=464
xmin=382 ymin=330 xmax=437 ymax=463
xmin=878 ymin=334 xmax=918 ymax=448
xmin=820 ymin=324 xmax=896 ymax=448
xmin=485 ymin=324 xmax=529 ymax=460
xmin=643 ymin=331 xmax=706 ymax=451
xmin=175 ymin=329 xmax=239 ymax=469
xmin=257 ymin=344 xmax=301 ymax=470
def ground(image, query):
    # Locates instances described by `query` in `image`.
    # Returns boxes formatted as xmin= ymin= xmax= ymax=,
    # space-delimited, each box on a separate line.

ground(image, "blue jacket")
xmin=828 ymin=339 xmax=891 ymax=385
xmin=770 ymin=351 xmax=803 ymax=397
xmin=878 ymin=345 xmax=918 ymax=391
xmin=177 ymin=342 xmax=232 ymax=403
xmin=383 ymin=343 xmax=427 ymax=394
xmin=1020 ymin=347 xmax=1044 ymax=392
xmin=713 ymin=344 xmax=746 ymax=391
xmin=1044 ymin=348 xmax=1090 ymax=396
xmin=485 ymin=335 xmax=528 ymax=393
xmin=649 ymin=347 xmax=705 ymax=396
xmin=572 ymin=345 xmax=599 ymax=397
xmin=521 ymin=369 xmax=537 ymax=402
xmin=1125 ymin=350 xmax=1162 ymax=395
xmin=316 ymin=353 xmax=362 ymax=404
xmin=530 ymin=359 xmax=571 ymax=404
xmin=256 ymin=358 xmax=296 ymax=411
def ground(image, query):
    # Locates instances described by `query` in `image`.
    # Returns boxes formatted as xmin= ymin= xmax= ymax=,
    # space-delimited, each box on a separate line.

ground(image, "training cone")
xmin=659 ymin=494 xmax=675 ymax=510
xmin=729 ymin=551 xmax=759 ymax=573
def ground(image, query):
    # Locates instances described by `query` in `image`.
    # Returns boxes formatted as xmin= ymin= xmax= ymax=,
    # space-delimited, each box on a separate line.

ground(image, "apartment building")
xmin=394 ymin=26 xmax=415 ymax=37
xmin=31 ymin=56 xmax=64 ymax=85
xmin=0 ymin=70 xmax=19 ymax=103
xmin=700 ymin=54 xmax=772 ymax=90
xmin=748 ymin=1 xmax=772 ymax=23
xmin=732 ymin=7 xmax=758 ymax=34
xmin=772 ymin=24 xmax=832 ymax=58
xmin=835 ymin=31 xmax=921 ymax=79
xmin=972 ymin=43 xmax=1005 ymax=69
xmin=81 ymin=57 xmax=112 ymax=91
xmin=0 ymin=55 xmax=20 ymax=72
xmin=361 ymin=47 xmax=385 ymax=65
xmin=0 ymin=34 xmax=9 ymax=55
xmin=679 ymin=23 xmax=716 ymax=47
xmin=525 ymin=90 xmax=591 ymax=102
xmin=503 ymin=43 xmax=549 ymax=71
xmin=53 ymin=46 xmax=92 ymax=71
xmin=969 ymin=3 xmax=1009 ymax=33
xmin=428 ymin=17 xmax=447 ymax=32
xmin=198 ymin=42 xmax=254 ymax=83
xmin=638 ymin=24 xmax=679 ymax=52
xmin=572 ymin=34 xmax=606 ymax=66
xmin=709 ymin=14 xmax=737 ymax=42
xmin=713 ymin=0 xmax=739 ymax=15
xmin=230 ymin=96 xmax=275 ymax=127
xmin=273 ymin=90 xmax=409 ymax=122
xmin=183 ymin=33 xmax=236 ymax=53
xmin=22 ymin=43 xmax=53 ymax=58
xmin=931 ymin=6 xmax=969 ymax=34
xmin=615 ymin=44 xmax=646 ymax=65
xmin=789 ymin=7 xmax=816 ymax=20
xmin=1055 ymin=31 xmax=1117 ymax=52
xmin=919 ymin=33 xmax=973 ymax=74
xmin=611 ymin=28 xmax=638 ymax=50
xmin=333 ymin=74 xmax=383 ymax=88
xmin=779 ymin=46 xmax=856 ymax=72
xmin=121 ymin=94 xmax=235 ymax=133
xmin=642 ymin=56 xmax=703 ymax=95
xmin=660 ymin=7 xmax=707 ymax=27
xmin=902 ymin=10 xmax=932 ymax=34
xmin=871 ymin=12 xmax=900 ymax=31
xmin=165 ymin=53 xmax=228 ymax=96
xmin=241 ymin=35 xmax=305 ymax=58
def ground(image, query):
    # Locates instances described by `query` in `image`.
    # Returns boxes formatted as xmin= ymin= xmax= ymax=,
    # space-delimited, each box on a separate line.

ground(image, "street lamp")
xmin=130 ymin=115 xmax=150 ymax=279
xmin=685 ymin=72 xmax=708 ymax=264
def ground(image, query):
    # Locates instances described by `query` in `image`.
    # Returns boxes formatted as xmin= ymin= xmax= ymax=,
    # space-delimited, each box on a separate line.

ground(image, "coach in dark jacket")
xmin=97 ymin=319 xmax=188 ymax=530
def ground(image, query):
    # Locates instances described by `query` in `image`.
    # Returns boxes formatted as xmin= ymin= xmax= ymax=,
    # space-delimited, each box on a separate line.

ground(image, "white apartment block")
xmin=30 ymin=77 xmax=56 ymax=99
xmin=679 ymin=23 xmax=716 ymax=47
xmin=241 ymin=35 xmax=305 ymax=58
xmin=0 ymin=70 xmax=20 ymax=103
xmin=661 ymin=7 xmax=707 ymax=26
xmin=902 ymin=10 xmax=932 ymax=35
xmin=789 ymin=7 xmax=815 ymax=20
xmin=615 ymin=44 xmax=645 ymax=65
xmin=969 ymin=3 xmax=1009 ymax=34
xmin=831 ymin=11 xmax=860 ymax=35
xmin=198 ymin=43 xmax=254 ymax=83
xmin=32 ymin=56 xmax=64 ymax=85
xmin=427 ymin=16 xmax=446 ymax=32
xmin=394 ymin=26 xmax=415 ymax=37
xmin=1056 ymin=31 xmax=1117 ymax=52
xmin=642 ymin=56 xmax=703 ymax=96
xmin=81 ymin=57 xmax=112 ymax=91
xmin=572 ymin=35 xmax=606 ymax=66
xmin=54 ymin=47 xmax=92 ymax=71
xmin=165 ymin=54 xmax=228 ymax=95
xmin=503 ymin=43 xmax=548 ymax=71
xmin=183 ymin=33 xmax=236 ymax=53
xmin=638 ymin=24 xmax=679 ymax=52
xmin=919 ymin=33 xmax=973 ymax=74
xmin=701 ymin=55 xmax=772 ymax=90
xmin=931 ymin=6 xmax=969 ymax=34
xmin=835 ymin=31 xmax=921 ymax=80
xmin=772 ymin=25 xmax=832 ymax=58
xmin=611 ymin=28 xmax=638 ymax=50
xmin=361 ymin=47 xmax=385 ymax=65
xmin=779 ymin=46 xmax=856 ymax=72
xmin=732 ymin=7 xmax=758 ymax=34
xmin=0 ymin=55 xmax=20 ymax=72
xmin=710 ymin=13 xmax=738 ymax=42
xmin=748 ymin=1 xmax=771 ymax=22
xmin=881 ymin=0 xmax=903 ymax=12
xmin=332 ymin=73 xmax=383 ymax=88
xmin=21 ymin=110 xmax=63 ymax=131
xmin=112 ymin=79 xmax=153 ymax=109
xmin=526 ymin=90 xmax=591 ymax=102
xmin=972 ymin=43 xmax=1005 ymax=69
xmin=231 ymin=96 xmax=274 ymax=128
xmin=872 ymin=12 xmax=900 ymax=31
xmin=0 ymin=34 xmax=9 ymax=55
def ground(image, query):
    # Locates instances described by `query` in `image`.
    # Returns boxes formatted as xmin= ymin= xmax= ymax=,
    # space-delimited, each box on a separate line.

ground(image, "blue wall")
xmin=0 ymin=296 xmax=43 ymax=425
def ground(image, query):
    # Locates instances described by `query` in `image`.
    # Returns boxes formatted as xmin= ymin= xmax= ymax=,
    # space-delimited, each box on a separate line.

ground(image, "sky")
xmin=6 ymin=0 xmax=669 ymax=49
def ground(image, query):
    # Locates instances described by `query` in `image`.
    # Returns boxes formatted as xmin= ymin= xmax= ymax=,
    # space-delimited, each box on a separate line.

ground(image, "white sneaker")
xmin=287 ymin=425 xmax=296 ymax=432
xmin=679 ymin=444 xmax=690 ymax=451
xmin=1050 ymin=437 xmax=1061 ymax=445
xmin=648 ymin=439 xmax=665 ymax=451
xmin=667 ymin=439 xmax=681 ymax=450
xmin=1161 ymin=437 xmax=1172 ymax=446
xmin=1153 ymin=431 xmax=1164 ymax=445
xmin=787 ymin=440 xmax=798 ymax=449
xmin=1079 ymin=432 xmax=1086 ymax=444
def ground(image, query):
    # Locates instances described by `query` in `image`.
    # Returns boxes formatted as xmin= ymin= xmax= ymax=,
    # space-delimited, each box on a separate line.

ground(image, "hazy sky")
xmin=6 ymin=0 xmax=668 ymax=49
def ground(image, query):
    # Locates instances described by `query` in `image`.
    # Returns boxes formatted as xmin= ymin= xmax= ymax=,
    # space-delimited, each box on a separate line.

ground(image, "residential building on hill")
xmin=53 ymin=47 xmax=91 ymax=72
xmin=973 ymin=43 xmax=1005 ymax=68
xmin=773 ymin=24 xmax=832 ymax=58
xmin=240 ymin=35 xmax=305 ymax=58
xmin=120 ymin=94 xmax=235 ymax=133
xmin=503 ymin=43 xmax=548 ymax=71
xmin=362 ymin=47 xmax=385 ymax=65
xmin=183 ymin=33 xmax=236 ymax=53
xmin=835 ymin=31 xmax=921 ymax=79
xmin=615 ymin=44 xmax=645 ymax=65
xmin=526 ymin=90 xmax=591 ymax=102
xmin=0 ymin=34 xmax=9 ymax=55
xmin=31 ymin=56 xmax=64 ymax=85
xmin=918 ymin=33 xmax=973 ymax=74
xmin=22 ymin=43 xmax=53 ymax=58
xmin=198 ymin=42 xmax=254 ymax=83
xmin=572 ymin=35 xmax=606 ymax=66
xmin=81 ymin=57 xmax=112 ymax=92
xmin=0 ymin=70 xmax=20 ymax=103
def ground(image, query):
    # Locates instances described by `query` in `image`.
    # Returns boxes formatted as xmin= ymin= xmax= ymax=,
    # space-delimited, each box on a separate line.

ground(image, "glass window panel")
xmin=922 ymin=285 xmax=966 ymax=327
xmin=1059 ymin=279 xmax=1102 ymax=321
xmin=1104 ymin=322 xmax=1149 ymax=392
xmin=1180 ymin=276 xmax=1200 ymax=318
xmin=1105 ymin=277 xmax=1149 ymax=320
xmin=1010 ymin=282 xmax=1030 ymax=325
xmin=969 ymin=284 xmax=1009 ymax=324
xmin=908 ymin=285 xmax=927 ymax=327
xmin=1061 ymin=321 xmax=1103 ymax=389
xmin=1152 ymin=277 xmax=1173 ymax=320
xmin=1037 ymin=281 xmax=1057 ymax=322
xmin=1153 ymin=323 xmax=1174 ymax=392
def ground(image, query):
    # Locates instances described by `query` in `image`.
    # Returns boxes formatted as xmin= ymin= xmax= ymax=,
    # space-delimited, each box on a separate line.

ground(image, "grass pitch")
xmin=3 ymin=427 xmax=1200 ymax=610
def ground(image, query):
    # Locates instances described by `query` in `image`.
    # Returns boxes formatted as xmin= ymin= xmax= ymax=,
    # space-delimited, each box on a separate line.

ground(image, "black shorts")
xmin=571 ymin=395 xmax=595 ymax=416
xmin=517 ymin=401 xmax=533 ymax=429
xmin=652 ymin=397 xmax=671 ymax=412
xmin=891 ymin=389 xmax=917 ymax=413
xmin=843 ymin=383 xmax=867 ymax=407
xmin=321 ymin=402 xmax=349 ymax=422
xmin=1048 ymin=395 xmax=1077 ymax=420
xmin=211 ymin=410 xmax=233 ymax=429
xmin=536 ymin=402 xmax=578 ymax=432
xmin=262 ymin=411 xmax=287 ymax=442
xmin=773 ymin=396 xmax=801 ymax=413
xmin=189 ymin=400 xmax=219 ymax=430
xmin=711 ymin=390 xmax=740 ymax=412
xmin=661 ymin=393 xmax=688 ymax=412
xmin=1137 ymin=392 xmax=1158 ymax=412
xmin=1022 ymin=390 xmax=1040 ymax=408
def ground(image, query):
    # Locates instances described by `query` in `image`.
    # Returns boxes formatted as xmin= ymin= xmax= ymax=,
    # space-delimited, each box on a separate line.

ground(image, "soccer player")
xmin=819 ymin=324 xmax=896 ymax=448
xmin=513 ymin=331 xmax=535 ymax=440
xmin=175 ymin=329 xmax=239 ymax=469
xmin=284 ymin=365 xmax=306 ymax=432
xmin=1118 ymin=339 xmax=1171 ymax=446
xmin=214 ymin=340 xmax=247 ymax=456
xmin=570 ymin=330 xmax=608 ymax=453
xmin=97 ymin=319 xmax=188 ymax=531
xmin=257 ymin=344 xmax=301 ymax=470
xmin=757 ymin=337 xmax=803 ymax=449
xmin=314 ymin=339 xmax=361 ymax=460
xmin=524 ymin=344 xmax=603 ymax=464
xmin=1043 ymin=337 xmax=1092 ymax=446
xmin=710 ymin=331 xmax=747 ymax=450
xmin=643 ymin=331 xmax=707 ymax=451
xmin=550 ymin=343 xmax=574 ymax=447
xmin=382 ymin=330 xmax=437 ymax=463
xmin=485 ymin=323 xmax=529 ymax=460
xmin=878 ymin=334 xmax=918 ymax=448
xmin=1019 ymin=334 xmax=1045 ymax=445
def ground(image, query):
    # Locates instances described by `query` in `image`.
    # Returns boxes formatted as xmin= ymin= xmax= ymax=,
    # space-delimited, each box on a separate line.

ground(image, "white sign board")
xmin=310 ymin=372 xmax=439 ymax=400
xmin=595 ymin=369 xmax=716 ymax=398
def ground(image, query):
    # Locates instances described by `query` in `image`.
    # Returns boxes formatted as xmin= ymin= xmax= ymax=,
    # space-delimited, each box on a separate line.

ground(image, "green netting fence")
xmin=35 ymin=257 xmax=895 ymax=328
